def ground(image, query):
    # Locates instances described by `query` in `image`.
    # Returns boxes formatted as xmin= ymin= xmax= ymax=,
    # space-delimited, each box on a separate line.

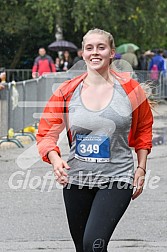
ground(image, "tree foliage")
xmin=0 ymin=0 xmax=167 ymax=69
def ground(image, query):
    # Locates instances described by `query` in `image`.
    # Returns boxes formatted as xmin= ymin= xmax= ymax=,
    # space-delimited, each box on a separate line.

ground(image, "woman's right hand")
xmin=48 ymin=151 xmax=70 ymax=185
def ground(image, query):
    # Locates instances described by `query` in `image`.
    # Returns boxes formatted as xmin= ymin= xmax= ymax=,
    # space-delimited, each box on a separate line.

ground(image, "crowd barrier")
xmin=5 ymin=69 xmax=32 ymax=82
xmin=0 ymin=70 xmax=167 ymax=146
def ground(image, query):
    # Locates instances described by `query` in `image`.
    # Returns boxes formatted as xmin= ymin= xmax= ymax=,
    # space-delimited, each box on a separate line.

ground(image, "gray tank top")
xmin=67 ymin=79 xmax=134 ymax=187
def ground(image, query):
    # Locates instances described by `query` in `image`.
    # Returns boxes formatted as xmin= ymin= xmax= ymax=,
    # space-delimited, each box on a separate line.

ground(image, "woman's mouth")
xmin=90 ymin=58 xmax=101 ymax=63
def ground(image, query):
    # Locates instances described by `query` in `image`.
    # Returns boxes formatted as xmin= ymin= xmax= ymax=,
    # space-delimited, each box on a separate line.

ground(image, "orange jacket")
xmin=36 ymin=71 xmax=153 ymax=163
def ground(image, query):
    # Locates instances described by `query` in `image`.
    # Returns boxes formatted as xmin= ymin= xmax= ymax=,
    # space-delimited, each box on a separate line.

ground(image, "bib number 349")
xmin=75 ymin=134 xmax=110 ymax=162
xmin=80 ymin=144 xmax=99 ymax=154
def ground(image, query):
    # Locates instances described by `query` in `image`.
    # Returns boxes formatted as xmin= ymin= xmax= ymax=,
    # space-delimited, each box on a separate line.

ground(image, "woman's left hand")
xmin=132 ymin=168 xmax=146 ymax=200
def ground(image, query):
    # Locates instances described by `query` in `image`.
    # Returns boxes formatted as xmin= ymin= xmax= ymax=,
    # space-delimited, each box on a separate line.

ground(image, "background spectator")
xmin=60 ymin=51 xmax=73 ymax=71
xmin=149 ymin=49 xmax=166 ymax=73
xmin=121 ymin=45 xmax=138 ymax=69
xmin=0 ymin=83 xmax=5 ymax=90
xmin=55 ymin=57 xmax=61 ymax=72
xmin=148 ymin=49 xmax=166 ymax=94
xmin=73 ymin=49 xmax=83 ymax=64
xmin=0 ymin=70 xmax=6 ymax=90
xmin=32 ymin=48 xmax=56 ymax=78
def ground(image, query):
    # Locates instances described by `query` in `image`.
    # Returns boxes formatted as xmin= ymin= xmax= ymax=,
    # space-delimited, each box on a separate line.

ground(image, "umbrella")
xmin=116 ymin=43 xmax=139 ymax=54
xmin=48 ymin=40 xmax=78 ymax=52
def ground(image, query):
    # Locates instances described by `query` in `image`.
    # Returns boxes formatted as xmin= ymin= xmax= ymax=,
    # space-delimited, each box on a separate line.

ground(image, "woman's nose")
xmin=92 ymin=47 xmax=98 ymax=54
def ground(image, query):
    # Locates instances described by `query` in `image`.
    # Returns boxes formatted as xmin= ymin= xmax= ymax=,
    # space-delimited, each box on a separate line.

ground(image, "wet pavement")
xmin=0 ymin=102 xmax=167 ymax=251
xmin=152 ymin=101 xmax=167 ymax=145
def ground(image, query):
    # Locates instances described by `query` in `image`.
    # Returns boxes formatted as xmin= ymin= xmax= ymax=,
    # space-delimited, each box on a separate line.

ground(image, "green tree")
xmin=0 ymin=0 xmax=58 ymax=68
xmin=0 ymin=0 xmax=167 ymax=69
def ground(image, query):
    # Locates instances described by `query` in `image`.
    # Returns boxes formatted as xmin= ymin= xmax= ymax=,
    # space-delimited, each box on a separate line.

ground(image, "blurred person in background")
xmin=149 ymin=49 xmax=166 ymax=73
xmin=0 ymin=70 xmax=6 ymax=90
xmin=32 ymin=47 xmax=56 ymax=78
xmin=122 ymin=45 xmax=138 ymax=69
xmin=60 ymin=50 xmax=73 ymax=71
xmin=73 ymin=49 xmax=83 ymax=65
xmin=148 ymin=49 xmax=166 ymax=94
xmin=55 ymin=57 xmax=61 ymax=72
xmin=0 ymin=83 xmax=5 ymax=90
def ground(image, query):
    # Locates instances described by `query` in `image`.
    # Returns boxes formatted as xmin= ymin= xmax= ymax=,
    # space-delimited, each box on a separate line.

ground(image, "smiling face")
xmin=82 ymin=32 xmax=115 ymax=73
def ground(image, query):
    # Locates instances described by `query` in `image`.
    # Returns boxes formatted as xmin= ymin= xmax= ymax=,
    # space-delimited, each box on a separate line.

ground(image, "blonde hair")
xmin=82 ymin=28 xmax=115 ymax=50
xmin=140 ymin=80 xmax=157 ymax=109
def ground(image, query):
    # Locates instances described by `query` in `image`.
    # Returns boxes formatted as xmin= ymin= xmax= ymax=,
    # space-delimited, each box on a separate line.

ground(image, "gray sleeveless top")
xmin=67 ymin=79 xmax=134 ymax=187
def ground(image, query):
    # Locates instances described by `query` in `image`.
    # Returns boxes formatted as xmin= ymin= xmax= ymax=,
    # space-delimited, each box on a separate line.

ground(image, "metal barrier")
xmin=0 ymin=85 xmax=9 ymax=138
xmin=0 ymin=71 xmax=167 ymax=147
xmin=158 ymin=72 xmax=167 ymax=99
xmin=0 ymin=72 xmax=70 ymax=146
xmin=133 ymin=70 xmax=167 ymax=100
xmin=5 ymin=69 xmax=32 ymax=82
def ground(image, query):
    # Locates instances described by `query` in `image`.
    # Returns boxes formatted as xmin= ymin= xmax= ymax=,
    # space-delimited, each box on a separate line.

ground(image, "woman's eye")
xmin=86 ymin=47 xmax=92 ymax=50
xmin=99 ymin=46 xmax=105 ymax=50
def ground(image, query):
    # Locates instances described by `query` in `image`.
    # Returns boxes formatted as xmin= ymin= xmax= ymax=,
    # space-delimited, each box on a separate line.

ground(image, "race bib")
xmin=75 ymin=134 xmax=111 ymax=162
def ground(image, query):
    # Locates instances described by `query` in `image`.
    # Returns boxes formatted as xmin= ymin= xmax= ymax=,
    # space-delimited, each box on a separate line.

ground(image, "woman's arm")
xmin=36 ymin=89 xmax=65 ymax=163
xmin=132 ymin=149 xmax=148 ymax=200
xmin=48 ymin=150 xmax=70 ymax=185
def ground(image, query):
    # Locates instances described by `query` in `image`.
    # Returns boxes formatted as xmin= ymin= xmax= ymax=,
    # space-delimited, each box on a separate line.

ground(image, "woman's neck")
xmin=85 ymin=69 xmax=113 ymax=86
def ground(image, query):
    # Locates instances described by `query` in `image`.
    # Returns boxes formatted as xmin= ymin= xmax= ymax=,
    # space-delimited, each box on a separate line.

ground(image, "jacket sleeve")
xmin=36 ymin=89 xmax=65 ymax=163
xmin=32 ymin=62 xmax=38 ymax=74
xmin=133 ymin=84 xmax=153 ymax=153
xmin=32 ymin=57 xmax=39 ymax=78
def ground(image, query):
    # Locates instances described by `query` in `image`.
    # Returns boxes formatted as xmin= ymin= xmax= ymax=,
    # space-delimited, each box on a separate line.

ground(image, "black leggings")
xmin=63 ymin=182 xmax=133 ymax=252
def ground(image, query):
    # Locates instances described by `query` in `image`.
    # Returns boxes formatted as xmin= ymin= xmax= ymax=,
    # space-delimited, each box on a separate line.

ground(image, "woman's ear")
xmin=110 ymin=49 xmax=115 ymax=59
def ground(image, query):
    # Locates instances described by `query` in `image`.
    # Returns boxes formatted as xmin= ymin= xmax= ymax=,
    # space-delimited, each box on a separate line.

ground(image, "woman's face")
xmin=82 ymin=33 xmax=115 ymax=72
xmin=64 ymin=51 xmax=69 ymax=57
